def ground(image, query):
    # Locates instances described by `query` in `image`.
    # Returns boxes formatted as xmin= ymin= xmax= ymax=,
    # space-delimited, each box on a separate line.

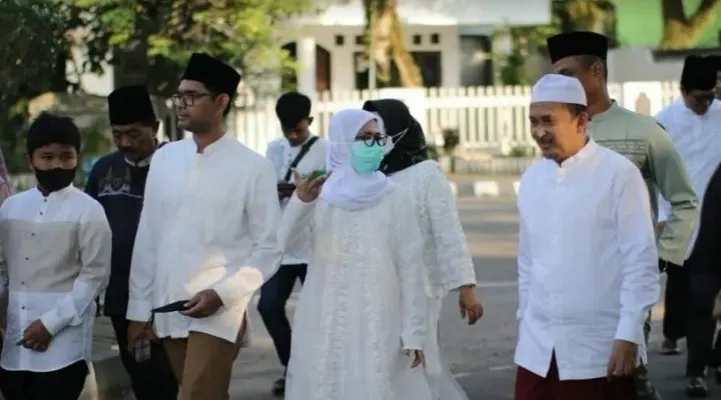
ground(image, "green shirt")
xmin=589 ymin=102 xmax=698 ymax=266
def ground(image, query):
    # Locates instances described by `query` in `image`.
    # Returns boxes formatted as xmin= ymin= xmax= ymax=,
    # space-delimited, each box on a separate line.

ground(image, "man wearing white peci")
xmin=514 ymin=74 xmax=660 ymax=400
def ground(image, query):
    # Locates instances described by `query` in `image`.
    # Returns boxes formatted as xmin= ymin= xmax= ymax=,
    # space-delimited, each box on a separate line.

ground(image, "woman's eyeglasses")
xmin=356 ymin=132 xmax=387 ymax=147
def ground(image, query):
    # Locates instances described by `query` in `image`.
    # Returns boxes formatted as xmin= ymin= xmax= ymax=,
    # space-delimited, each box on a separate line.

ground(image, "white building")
xmin=282 ymin=0 xmax=552 ymax=94
xmin=67 ymin=0 xmax=693 ymax=98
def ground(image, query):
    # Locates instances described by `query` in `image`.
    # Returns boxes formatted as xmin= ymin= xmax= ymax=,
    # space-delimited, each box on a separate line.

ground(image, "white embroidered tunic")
xmin=389 ymin=160 xmax=475 ymax=399
xmin=514 ymin=140 xmax=660 ymax=380
xmin=389 ymin=160 xmax=476 ymax=297
xmin=279 ymin=188 xmax=430 ymax=400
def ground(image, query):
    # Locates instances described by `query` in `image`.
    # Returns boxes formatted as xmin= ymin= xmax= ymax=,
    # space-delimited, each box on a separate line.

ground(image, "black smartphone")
xmin=152 ymin=300 xmax=191 ymax=313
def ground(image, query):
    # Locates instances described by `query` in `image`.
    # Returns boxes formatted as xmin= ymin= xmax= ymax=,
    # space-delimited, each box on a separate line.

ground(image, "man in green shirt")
xmin=546 ymin=31 xmax=699 ymax=400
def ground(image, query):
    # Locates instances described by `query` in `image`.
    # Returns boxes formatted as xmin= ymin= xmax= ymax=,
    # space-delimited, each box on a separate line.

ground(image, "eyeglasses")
xmin=112 ymin=130 xmax=145 ymax=144
xmin=356 ymin=132 xmax=387 ymax=147
xmin=171 ymin=91 xmax=212 ymax=107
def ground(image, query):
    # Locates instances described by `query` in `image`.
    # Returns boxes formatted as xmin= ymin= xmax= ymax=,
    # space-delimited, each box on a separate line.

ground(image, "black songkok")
xmin=681 ymin=55 xmax=716 ymax=91
xmin=182 ymin=53 xmax=241 ymax=96
xmin=275 ymin=92 xmax=312 ymax=127
xmin=546 ymin=31 xmax=610 ymax=63
xmin=107 ymin=85 xmax=156 ymax=125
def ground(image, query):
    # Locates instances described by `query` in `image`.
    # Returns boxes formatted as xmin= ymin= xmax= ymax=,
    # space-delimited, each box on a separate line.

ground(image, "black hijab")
xmin=362 ymin=99 xmax=429 ymax=175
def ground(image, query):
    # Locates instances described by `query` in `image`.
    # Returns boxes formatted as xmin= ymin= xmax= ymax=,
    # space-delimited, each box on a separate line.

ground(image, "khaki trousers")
xmin=163 ymin=314 xmax=247 ymax=400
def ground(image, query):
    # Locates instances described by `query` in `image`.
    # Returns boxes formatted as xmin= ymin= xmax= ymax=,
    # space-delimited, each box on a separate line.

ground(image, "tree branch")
xmin=660 ymin=0 xmax=686 ymax=23
xmin=687 ymin=0 xmax=721 ymax=29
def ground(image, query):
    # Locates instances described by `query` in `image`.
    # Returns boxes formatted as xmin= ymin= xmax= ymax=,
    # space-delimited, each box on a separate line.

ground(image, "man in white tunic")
xmin=259 ymin=91 xmax=328 ymax=395
xmin=655 ymin=55 xmax=721 ymax=397
xmin=125 ymin=53 xmax=283 ymax=400
xmin=0 ymin=113 xmax=111 ymax=400
xmin=514 ymin=74 xmax=660 ymax=400
xmin=362 ymin=99 xmax=482 ymax=400
xmin=278 ymin=109 xmax=431 ymax=400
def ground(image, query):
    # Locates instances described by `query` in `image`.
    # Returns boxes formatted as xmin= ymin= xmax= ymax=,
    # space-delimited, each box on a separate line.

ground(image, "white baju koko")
xmin=655 ymin=99 xmax=721 ymax=257
xmin=279 ymin=109 xmax=431 ymax=400
xmin=515 ymin=139 xmax=660 ymax=380
xmin=389 ymin=159 xmax=476 ymax=400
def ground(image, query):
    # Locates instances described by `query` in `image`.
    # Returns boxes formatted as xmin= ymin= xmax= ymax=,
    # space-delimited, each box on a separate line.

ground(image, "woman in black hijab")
xmin=362 ymin=99 xmax=428 ymax=174
xmin=361 ymin=99 xmax=482 ymax=400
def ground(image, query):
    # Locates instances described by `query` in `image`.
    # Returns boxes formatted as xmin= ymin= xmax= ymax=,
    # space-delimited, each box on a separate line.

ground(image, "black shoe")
xmin=271 ymin=377 xmax=285 ymax=396
xmin=659 ymin=339 xmax=681 ymax=355
xmin=635 ymin=371 xmax=664 ymax=399
xmin=714 ymin=367 xmax=721 ymax=385
xmin=685 ymin=377 xmax=709 ymax=398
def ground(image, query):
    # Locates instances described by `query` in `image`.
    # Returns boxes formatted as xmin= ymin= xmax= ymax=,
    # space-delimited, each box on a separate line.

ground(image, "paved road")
xmin=228 ymin=195 xmax=719 ymax=399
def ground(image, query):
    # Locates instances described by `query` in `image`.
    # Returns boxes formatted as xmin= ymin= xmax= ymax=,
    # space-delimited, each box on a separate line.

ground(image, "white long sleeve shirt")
xmin=265 ymin=136 xmax=328 ymax=265
xmin=126 ymin=135 xmax=283 ymax=343
xmin=656 ymin=99 xmax=721 ymax=260
xmin=0 ymin=186 xmax=111 ymax=372
xmin=514 ymin=140 xmax=660 ymax=381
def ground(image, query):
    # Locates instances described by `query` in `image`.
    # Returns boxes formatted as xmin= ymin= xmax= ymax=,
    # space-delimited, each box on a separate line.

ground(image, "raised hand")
xmin=292 ymin=168 xmax=331 ymax=203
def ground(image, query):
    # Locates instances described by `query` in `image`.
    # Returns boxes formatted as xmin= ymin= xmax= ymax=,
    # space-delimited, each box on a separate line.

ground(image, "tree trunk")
xmin=564 ymin=0 xmax=616 ymax=36
xmin=660 ymin=0 xmax=721 ymax=50
xmin=363 ymin=0 xmax=422 ymax=87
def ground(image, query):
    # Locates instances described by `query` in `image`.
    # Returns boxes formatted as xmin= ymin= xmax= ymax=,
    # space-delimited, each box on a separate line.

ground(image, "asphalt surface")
xmin=228 ymin=191 xmax=719 ymax=399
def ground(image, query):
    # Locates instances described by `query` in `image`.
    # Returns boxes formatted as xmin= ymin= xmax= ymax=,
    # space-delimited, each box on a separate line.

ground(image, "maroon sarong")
xmin=515 ymin=354 xmax=636 ymax=400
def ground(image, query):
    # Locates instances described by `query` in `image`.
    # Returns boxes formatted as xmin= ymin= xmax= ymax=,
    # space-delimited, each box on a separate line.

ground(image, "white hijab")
xmin=320 ymin=109 xmax=392 ymax=211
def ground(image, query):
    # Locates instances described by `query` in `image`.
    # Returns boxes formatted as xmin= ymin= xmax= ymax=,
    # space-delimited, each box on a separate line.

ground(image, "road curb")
xmin=448 ymin=179 xmax=519 ymax=198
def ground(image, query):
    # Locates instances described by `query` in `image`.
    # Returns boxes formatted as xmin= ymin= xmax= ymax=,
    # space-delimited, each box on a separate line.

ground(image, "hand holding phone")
xmin=278 ymin=182 xmax=296 ymax=199
xmin=309 ymin=169 xmax=327 ymax=179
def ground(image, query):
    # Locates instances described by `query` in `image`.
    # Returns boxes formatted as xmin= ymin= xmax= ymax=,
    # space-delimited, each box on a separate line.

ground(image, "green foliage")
xmin=504 ymin=145 xmax=537 ymax=158
xmin=426 ymin=145 xmax=439 ymax=161
xmin=0 ymin=0 xmax=314 ymax=172
xmin=73 ymin=0 xmax=313 ymax=96
xmin=0 ymin=0 xmax=78 ymax=172
xmin=496 ymin=0 xmax=619 ymax=85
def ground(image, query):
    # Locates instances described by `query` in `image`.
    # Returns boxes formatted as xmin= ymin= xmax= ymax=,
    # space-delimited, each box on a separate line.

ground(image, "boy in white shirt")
xmin=0 ymin=112 xmax=111 ymax=400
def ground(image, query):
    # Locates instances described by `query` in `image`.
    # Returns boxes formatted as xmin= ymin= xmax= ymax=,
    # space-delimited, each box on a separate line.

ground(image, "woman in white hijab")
xmin=278 ymin=109 xmax=432 ymax=400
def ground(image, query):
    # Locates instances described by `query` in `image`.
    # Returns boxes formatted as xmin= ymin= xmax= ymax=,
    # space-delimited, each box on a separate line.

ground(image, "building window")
xmin=355 ymin=35 xmax=364 ymax=45
xmin=430 ymin=33 xmax=440 ymax=45
xmin=353 ymin=51 xmax=442 ymax=89
xmin=335 ymin=35 xmax=345 ymax=46
xmin=412 ymin=34 xmax=422 ymax=45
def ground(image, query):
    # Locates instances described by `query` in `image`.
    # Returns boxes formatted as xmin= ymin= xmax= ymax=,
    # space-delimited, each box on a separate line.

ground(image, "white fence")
xmin=230 ymin=81 xmax=682 ymax=155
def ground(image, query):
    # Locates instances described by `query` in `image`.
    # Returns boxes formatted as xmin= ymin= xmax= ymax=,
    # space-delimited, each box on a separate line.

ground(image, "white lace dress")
xmin=278 ymin=187 xmax=432 ymax=400
xmin=390 ymin=160 xmax=477 ymax=400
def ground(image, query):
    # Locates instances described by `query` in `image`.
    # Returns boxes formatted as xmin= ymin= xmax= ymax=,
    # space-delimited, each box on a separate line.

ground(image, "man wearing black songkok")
xmin=125 ymin=53 xmax=283 ymax=400
xmin=655 ymin=54 xmax=721 ymax=397
xmin=85 ymin=85 xmax=177 ymax=400
xmin=545 ymin=31 xmax=698 ymax=400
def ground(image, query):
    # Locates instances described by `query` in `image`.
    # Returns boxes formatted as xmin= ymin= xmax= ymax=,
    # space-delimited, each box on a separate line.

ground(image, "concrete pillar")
xmin=297 ymin=36 xmax=317 ymax=103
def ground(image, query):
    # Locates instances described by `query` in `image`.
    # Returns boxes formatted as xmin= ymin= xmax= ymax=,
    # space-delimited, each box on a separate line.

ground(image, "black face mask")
xmin=35 ymin=168 xmax=76 ymax=193
xmin=118 ymin=146 xmax=135 ymax=156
